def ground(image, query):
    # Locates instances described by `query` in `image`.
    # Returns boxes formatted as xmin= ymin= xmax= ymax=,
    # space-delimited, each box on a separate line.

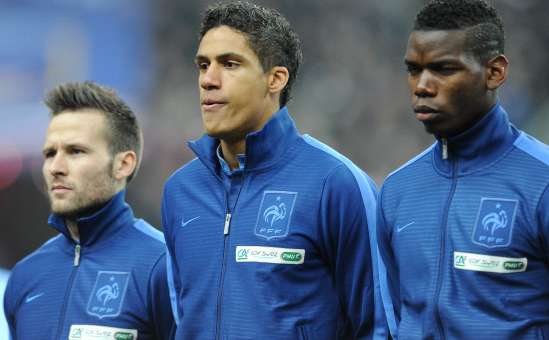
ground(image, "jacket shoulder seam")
xmin=385 ymin=143 xmax=436 ymax=181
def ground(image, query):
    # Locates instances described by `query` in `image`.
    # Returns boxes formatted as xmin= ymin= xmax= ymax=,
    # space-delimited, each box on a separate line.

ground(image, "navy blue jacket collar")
xmin=48 ymin=190 xmax=134 ymax=246
xmin=433 ymin=103 xmax=520 ymax=175
xmin=188 ymin=107 xmax=300 ymax=173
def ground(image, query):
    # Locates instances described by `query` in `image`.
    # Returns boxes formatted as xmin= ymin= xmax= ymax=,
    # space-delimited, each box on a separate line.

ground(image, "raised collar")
xmin=48 ymin=190 xmax=134 ymax=247
xmin=188 ymin=107 xmax=300 ymax=173
xmin=216 ymin=144 xmax=246 ymax=175
xmin=433 ymin=103 xmax=519 ymax=176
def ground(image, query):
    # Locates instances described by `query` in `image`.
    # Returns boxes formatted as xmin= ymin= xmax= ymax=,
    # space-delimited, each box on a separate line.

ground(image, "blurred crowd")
xmin=1 ymin=0 xmax=548 ymax=269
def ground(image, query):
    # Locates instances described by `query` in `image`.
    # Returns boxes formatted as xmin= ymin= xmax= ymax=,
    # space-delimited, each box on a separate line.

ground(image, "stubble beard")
xmin=47 ymin=165 xmax=118 ymax=220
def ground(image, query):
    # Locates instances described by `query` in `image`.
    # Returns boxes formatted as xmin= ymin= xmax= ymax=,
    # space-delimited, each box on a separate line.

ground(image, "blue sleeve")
xmin=377 ymin=187 xmax=400 ymax=339
xmin=538 ymin=185 xmax=549 ymax=261
xmin=161 ymin=188 xmax=183 ymax=328
xmin=318 ymin=165 xmax=384 ymax=339
xmin=3 ymin=271 xmax=16 ymax=340
xmin=148 ymin=253 xmax=175 ymax=340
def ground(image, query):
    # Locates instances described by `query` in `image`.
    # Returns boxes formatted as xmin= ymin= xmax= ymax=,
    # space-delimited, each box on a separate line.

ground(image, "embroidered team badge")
xmin=472 ymin=198 xmax=518 ymax=248
xmin=254 ymin=191 xmax=297 ymax=240
xmin=87 ymin=271 xmax=130 ymax=319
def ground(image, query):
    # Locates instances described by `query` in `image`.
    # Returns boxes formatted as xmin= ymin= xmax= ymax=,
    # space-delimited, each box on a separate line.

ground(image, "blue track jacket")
xmin=0 ymin=268 xmax=9 ymax=340
xmin=162 ymin=107 xmax=386 ymax=339
xmin=4 ymin=190 xmax=174 ymax=340
xmin=378 ymin=104 xmax=549 ymax=339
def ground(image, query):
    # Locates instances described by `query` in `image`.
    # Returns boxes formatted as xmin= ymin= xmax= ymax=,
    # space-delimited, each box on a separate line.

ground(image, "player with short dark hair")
xmin=44 ymin=81 xmax=143 ymax=183
xmin=4 ymin=81 xmax=174 ymax=339
xmin=377 ymin=1 xmax=549 ymax=338
xmin=199 ymin=1 xmax=302 ymax=107
xmin=162 ymin=2 xmax=385 ymax=339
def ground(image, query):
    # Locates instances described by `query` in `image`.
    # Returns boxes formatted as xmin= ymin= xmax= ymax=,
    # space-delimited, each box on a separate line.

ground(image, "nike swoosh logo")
xmin=25 ymin=293 xmax=45 ymax=303
xmin=397 ymin=222 xmax=415 ymax=233
xmin=181 ymin=216 xmax=200 ymax=227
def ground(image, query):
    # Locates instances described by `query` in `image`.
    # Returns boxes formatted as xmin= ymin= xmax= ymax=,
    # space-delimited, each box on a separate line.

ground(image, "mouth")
xmin=201 ymin=99 xmax=227 ymax=112
xmin=414 ymin=105 xmax=440 ymax=122
xmin=51 ymin=184 xmax=72 ymax=194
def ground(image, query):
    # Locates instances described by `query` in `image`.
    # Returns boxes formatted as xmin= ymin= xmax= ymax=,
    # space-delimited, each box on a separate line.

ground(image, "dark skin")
xmin=404 ymin=30 xmax=508 ymax=138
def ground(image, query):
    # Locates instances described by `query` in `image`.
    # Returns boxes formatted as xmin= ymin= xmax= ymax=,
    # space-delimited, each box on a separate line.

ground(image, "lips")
xmin=201 ymin=98 xmax=227 ymax=111
xmin=414 ymin=105 xmax=440 ymax=122
xmin=51 ymin=184 xmax=72 ymax=194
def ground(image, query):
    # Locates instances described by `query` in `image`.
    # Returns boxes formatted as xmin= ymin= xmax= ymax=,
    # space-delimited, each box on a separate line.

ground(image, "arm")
xmin=538 ymin=184 xmax=549 ymax=261
xmin=318 ymin=165 xmax=385 ymax=339
xmin=3 ymin=271 xmax=16 ymax=340
xmin=148 ymin=253 xmax=175 ymax=340
xmin=376 ymin=187 xmax=400 ymax=339
xmin=161 ymin=188 xmax=183 ymax=329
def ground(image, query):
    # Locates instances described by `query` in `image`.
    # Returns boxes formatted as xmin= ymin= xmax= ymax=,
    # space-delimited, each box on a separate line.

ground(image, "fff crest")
xmin=472 ymin=198 xmax=518 ymax=248
xmin=87 ymin=271 xmax=130 ymax=319
xmin=255 ymin=191 xmax=297 ymax=240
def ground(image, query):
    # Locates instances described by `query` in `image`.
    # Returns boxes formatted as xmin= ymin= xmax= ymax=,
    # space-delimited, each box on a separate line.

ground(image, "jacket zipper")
xmin=214 ymin=169 xmax=246 ymax=339
xmin=215 ymin=190 xmax=232 ymax=340
xmin=54 ymin=243 xmax=81 ymax=338
xmin=433 ymin=153 xmax=458 ymax=339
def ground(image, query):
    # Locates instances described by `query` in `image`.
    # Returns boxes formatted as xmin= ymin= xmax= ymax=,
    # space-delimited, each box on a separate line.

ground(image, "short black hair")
xmin=414 ymin=0 xmax=505 ymax=63
xmin=200 ymin=1 xmax=302 ymax=107
xmin=44 ymin=81 xmax=142 ymax=183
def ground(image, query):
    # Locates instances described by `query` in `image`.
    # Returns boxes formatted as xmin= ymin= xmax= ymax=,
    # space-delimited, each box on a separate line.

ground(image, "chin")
xmin=50 ymin=203 xmax=79 ymax=217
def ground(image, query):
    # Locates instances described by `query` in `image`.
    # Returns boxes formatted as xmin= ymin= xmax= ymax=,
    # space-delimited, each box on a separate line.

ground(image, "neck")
xmin=219 ymin=102 xmax=282 ymax=169
xmin=220 ymin=139 xmax=245 ymax=170
xmin=66 ymin=219 xmax=80 ymax=242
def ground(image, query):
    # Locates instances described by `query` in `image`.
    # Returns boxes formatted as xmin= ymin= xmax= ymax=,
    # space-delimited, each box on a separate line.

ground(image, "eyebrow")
xmin=42 ymin=142 xmax=88 ymax=155
xmin=195 ymin=52 xmax=246 ymax=63
xmin=404 ymin=58 xmax=461 ymax=67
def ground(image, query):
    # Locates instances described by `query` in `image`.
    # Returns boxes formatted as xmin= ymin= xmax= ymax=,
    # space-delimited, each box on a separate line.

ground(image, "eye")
xmin=432 ymin=64 xmax=459 ymax=75
xmin=223 ymin=60 xmax=240 ymax=69
xmin=438 ymin=67 xmax=458 ymax=75
xmin=196 ymin=61 xmax=209 ymax=71
xmin=44 ymin=150 xmax=55 ymax=159
xmin=406 ymin=64 xmax=421 ymax=76
xmin=69 ymin=147 xmax=85 ymax=155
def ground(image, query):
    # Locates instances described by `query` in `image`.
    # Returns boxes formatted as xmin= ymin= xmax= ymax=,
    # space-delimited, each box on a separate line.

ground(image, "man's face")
xmin=196 ymin=25 xmax=273 ymax=142
xmin=42 ymin=110 xmax=117 ymax=218
xmin=405 ymin=30 xmax=491 ymax=138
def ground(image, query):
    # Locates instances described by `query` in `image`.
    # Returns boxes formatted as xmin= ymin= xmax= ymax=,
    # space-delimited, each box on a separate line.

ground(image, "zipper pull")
xmin=74 ymin=244 xmax=81 ymax=266
xmin=224 ymin=213 xmax=232 ymax=235
xmin=442 ymin=138 xmax=448 ymax=160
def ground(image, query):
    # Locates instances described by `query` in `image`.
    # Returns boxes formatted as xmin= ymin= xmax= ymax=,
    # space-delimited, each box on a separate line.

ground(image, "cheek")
xmin=42 ymin=162 xmax=52 ymax=183
xmin=407 ymin=76 xmax=416 ymax=93
xmin=452 ymin=81 xmax=481 ymax=110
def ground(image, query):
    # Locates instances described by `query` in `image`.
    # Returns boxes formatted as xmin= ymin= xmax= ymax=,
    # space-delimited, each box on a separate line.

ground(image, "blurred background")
xmin=1 ymin=0 xmax=548 ymax=269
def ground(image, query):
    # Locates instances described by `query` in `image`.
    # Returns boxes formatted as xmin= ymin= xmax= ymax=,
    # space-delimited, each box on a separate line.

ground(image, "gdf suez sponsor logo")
xmin=236 ymin=246 xmax=305 ymax=264
xmin=453 ymin=251 xmax=527 ymax=273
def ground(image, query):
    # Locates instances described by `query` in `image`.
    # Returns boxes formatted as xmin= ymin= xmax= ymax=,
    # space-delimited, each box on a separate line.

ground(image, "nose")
xmin=414 ymin=70 xmax=436 ymax=98
xmin=200 ymin=63 xmax=221 ymax=90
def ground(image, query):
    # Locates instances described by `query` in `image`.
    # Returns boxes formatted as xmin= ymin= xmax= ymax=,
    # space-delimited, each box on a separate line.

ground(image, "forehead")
xmin=45 ymin=109 xmax=108 ymax=145
xmin=197 ymin=25 xmax=256 ymax=59
xmin=405 ymin=30 xmax=469 ymax=62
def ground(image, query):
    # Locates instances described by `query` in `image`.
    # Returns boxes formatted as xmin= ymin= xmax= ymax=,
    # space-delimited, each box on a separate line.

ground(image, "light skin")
xmin=195 ymin=25 xmax=289 ymax=169
xmin=404 ymin=30 xmax=508 ymax=138
xmin=42 ymin=109 xmax=136 ymax=241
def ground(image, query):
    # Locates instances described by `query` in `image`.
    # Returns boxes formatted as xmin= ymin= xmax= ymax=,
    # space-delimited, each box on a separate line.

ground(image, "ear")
xmin=486 ymin=55 xmax=508 ymax=90
xmin=267 ymin=66 xmax=290 ymax=95
xmin=112 ymin=151 xmax=137 ymax=182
